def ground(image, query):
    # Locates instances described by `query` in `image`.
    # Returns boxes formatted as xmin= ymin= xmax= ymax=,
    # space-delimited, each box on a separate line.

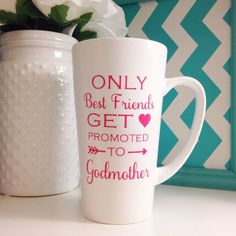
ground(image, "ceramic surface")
xmin=0 ymin=31 xmax=79 ymax=196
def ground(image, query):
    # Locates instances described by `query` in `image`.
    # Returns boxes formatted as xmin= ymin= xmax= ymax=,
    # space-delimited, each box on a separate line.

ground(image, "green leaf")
xmin=72 ymin=12 xmax=93 ymax=30
xmin=0 ymin=10 xmax=23 ymax=25
xmin=23 ymin=2 xmax=48 ymax=20
xmin=72 ymin=24 xmax=80 ymax=39
xmin=49 ymin=4 xmax=70 ymax=27
xmin=71 ymin=12 xmax=95 ymax=41
xmin=73 ymin=30 xmax=97 ymax=41
xmin=16 ymin=0 xmax=30 ymax=17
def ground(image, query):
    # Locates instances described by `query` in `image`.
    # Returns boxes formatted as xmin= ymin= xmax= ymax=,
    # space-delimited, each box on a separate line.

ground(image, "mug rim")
xmin=74 ymin=37 xmax=167 ymax=51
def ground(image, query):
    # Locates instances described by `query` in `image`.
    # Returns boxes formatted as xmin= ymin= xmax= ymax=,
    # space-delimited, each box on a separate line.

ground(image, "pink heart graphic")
xmin=139 ymin=114 xmax=151 ymax=128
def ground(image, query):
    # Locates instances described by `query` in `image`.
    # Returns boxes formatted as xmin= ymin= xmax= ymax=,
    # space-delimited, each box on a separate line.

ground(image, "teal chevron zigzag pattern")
xmin=122 ymin=0 xmax=231 ymax=170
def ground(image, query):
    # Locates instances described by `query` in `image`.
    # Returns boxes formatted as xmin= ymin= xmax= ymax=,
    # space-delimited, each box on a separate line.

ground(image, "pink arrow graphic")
xmin=128 ymin=148 xmax=147 ymax=155
xmin=88 ymin=146 xmax=106 ymax=155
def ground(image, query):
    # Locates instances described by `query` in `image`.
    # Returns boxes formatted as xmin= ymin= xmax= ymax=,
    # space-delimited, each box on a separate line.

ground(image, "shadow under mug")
xmin=72 ymin=38 xmax=206 ymax=224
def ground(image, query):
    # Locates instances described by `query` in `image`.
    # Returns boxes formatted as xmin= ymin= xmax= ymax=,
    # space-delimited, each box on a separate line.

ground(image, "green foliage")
xmin=0 ymin=0 xmax=97 ymax=41
xmin=75 ymin=30 xmax=97 ymax=41
xmin=72 ymin=12 xmax=93 ymax=30
xmin=16 ymin=0 xmax=31 ymax=18
xmin=23 ymin=2 xmax=47 ymax=20
xmin=0 ymin=10 xmax=23 ymax=25
xmin=72 ymin=12 xmax=97 ymax=41
xmin=16 ymin=0 xmax=30 ymax=17
xmin=49 ymin=4 xmax=70 ymax=27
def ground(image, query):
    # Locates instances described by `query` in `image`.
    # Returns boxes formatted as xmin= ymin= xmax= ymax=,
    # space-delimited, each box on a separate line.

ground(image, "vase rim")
xmin=0 ymin=30 xmax=78 ymax=48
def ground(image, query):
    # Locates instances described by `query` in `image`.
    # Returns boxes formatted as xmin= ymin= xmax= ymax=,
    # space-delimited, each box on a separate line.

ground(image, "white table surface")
xmin=0 ymin=185 xmax=236 ymax=236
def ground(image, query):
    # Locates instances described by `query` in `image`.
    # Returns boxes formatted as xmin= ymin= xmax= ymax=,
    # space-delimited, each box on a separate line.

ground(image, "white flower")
xmin=0 ymin=0 xmax=16 ymax=26
xmin=82 ymin=0 xmax=127 ymax=37
xmin=32 ymin=0 xmax=80 ymax=20
xmin=33 ymin=0 xmax=128 ymax=37
xmin=0 ymin=0 xmax=16 ymax=13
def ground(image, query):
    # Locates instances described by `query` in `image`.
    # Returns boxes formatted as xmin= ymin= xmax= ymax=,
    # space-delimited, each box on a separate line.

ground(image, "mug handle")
xmin=155 ymin=76 xmax=206 ymax=185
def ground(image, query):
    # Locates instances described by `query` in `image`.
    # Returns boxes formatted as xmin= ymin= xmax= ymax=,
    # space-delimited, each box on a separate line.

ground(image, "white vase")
xmin=0 ymin=30 xmax=79 ymax=196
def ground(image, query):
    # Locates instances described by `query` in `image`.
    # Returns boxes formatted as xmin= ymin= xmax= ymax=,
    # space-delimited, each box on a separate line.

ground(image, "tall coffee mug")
xmin=72 ymin=38 xmax=206 ymax=224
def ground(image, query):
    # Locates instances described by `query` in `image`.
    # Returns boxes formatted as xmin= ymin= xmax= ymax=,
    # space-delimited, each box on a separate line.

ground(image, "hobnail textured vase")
xmin=0 ymin=30 xmax=79 ymax=196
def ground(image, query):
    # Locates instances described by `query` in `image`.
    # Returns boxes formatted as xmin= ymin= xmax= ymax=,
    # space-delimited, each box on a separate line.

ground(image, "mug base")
xmin=82 ymin=211 xmax=152 ymax=225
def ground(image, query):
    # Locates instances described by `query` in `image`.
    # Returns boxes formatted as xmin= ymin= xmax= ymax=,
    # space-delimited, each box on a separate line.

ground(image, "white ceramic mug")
xmin=72 ymin=38 xmax=206 ymax=224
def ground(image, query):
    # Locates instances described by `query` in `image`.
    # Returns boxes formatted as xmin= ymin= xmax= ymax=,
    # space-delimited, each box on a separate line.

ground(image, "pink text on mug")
xmin=84 ymin=74 xmax=157 ymax=184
